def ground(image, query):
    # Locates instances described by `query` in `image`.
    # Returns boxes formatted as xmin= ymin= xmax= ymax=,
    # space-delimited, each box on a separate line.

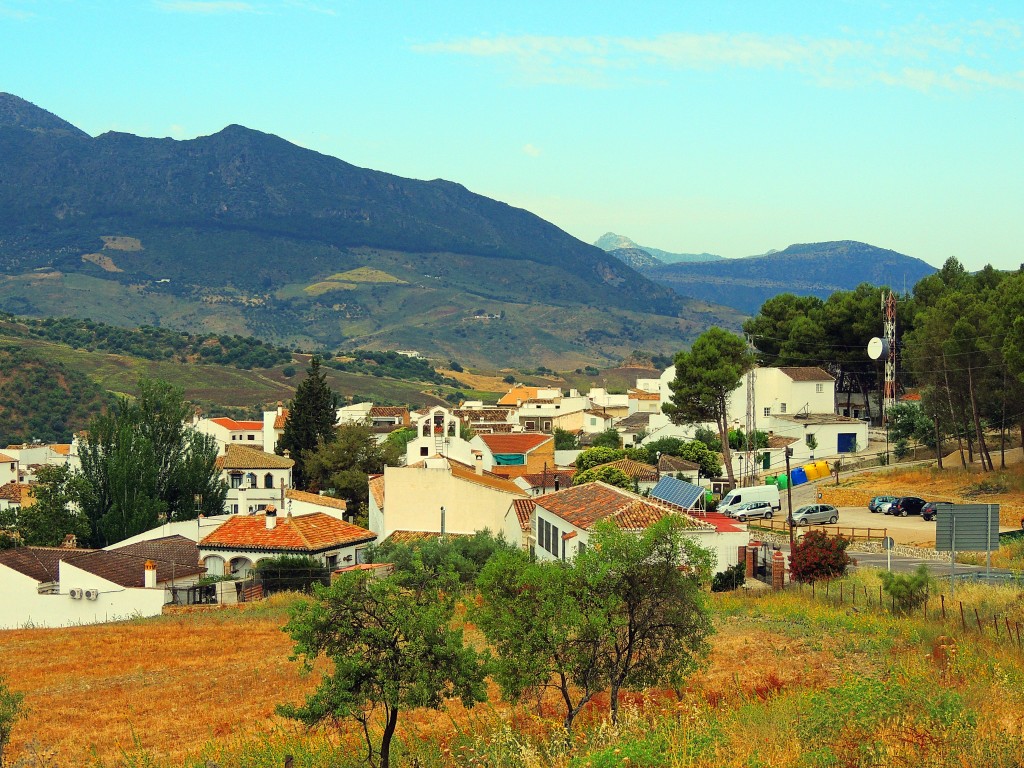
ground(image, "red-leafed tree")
xmin=789 ymin=530 xmax=853 ymax=583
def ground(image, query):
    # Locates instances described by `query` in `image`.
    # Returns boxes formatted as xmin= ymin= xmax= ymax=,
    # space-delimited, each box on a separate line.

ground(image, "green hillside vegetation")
xmin=0 ymin=345 xmax=113 ymax=444
xmin=327 ymin=350 xmax=457 ymax=385
xmin=0 ymin=313 xmax=291 ymax=369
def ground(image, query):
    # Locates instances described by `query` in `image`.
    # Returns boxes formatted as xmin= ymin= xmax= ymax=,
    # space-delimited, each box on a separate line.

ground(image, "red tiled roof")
xmin=535 ymin=482 xmax=713 ymax=532
xmin=369 ymin=406 xmax=409 ymax=420
xmin=497 ymin=386 xmax=547 ymax=406
xmin=286 ymin=489 xmax=347 ymax=511
xmin=778 ymin=367 xmax=834 ymax=382
xmin=211 ymin=417 xmax=264 ymax=431
xmin=83 ymin=535 xmax=206 ymax=586
xmin=599 ymin=458 xmax=658 ymax=481
xmin=516 ymin=470 xmax=575 ymax=489
xmin=0 ymin=482 xmax=32 ymax=503
xmin=453 ymin=408 xmax=514 ymax=422
xmin=0 ymin=453 xmax=15 ymax=463
xmin=200 ymin=513 xmax=375 ymax=553
xmin=512 ymin=498 xmax=535 ymax=532
xmin=767 ymin=436 xmax=799 ymax=448
xmin=658 ymin=455 xmax=700 ymax=473
xmin=274 ymin=409 xmax=290 ymax=430
xmin=217 ymin=444 xmax=294 ymax=470
xmin=368 ymin=475 xmax=385 ymax=510
xmin=447 ymin=459 xmax=526 ymax=495
xmin=479 ymin=433 xmax=552 ymax=454
xmin=0 ymin=546 xmax=94 ymax=582
xmin=384 ymin=530 xmax=473 ymax=545
xmin=628 ymin=389 xmax=661 ymax=401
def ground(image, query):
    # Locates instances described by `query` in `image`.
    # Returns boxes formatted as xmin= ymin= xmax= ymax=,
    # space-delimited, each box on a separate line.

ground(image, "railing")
xmin=749 ymin=518 xmax=888 ymax=542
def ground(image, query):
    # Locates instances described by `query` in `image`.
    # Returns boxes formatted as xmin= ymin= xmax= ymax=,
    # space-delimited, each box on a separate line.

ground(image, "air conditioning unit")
xmin=84 ymin=589 xmax=99 ymax=601
xmin=69 ymin=588 xmax=83 ymax=600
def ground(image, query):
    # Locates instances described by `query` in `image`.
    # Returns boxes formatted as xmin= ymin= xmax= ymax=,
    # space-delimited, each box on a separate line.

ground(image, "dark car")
xmin=868 ymin=495 xmax=897 ymax=513
xmin=921 ymin=502 xmax=950 ymax=522
xmin=888 ymin=496 xmax=927 ymax=517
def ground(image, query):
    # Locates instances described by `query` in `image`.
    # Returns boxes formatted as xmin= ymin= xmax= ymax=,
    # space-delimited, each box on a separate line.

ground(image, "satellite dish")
xmin=867 ymin=337 xmax=889 ymax=361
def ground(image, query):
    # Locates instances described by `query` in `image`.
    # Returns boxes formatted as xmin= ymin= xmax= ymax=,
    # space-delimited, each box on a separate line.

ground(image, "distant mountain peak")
xmin=594 ymin=232 xmax=722 ymax=264
xmin=0 ymin=93 xmax=89 ymax=137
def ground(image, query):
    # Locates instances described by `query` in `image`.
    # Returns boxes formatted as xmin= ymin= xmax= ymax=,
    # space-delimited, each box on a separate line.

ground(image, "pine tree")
xmin=278 ymin=356 xmax=339 ymax=489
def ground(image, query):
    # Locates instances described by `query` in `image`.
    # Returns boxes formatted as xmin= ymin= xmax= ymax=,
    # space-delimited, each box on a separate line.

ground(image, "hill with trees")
xmin=0 ymin=93 xmax=732 ymax=367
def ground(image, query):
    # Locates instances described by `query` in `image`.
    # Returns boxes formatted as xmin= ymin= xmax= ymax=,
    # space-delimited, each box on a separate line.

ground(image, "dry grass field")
xmin=4 ymin=572 xmax=1024 ymax=767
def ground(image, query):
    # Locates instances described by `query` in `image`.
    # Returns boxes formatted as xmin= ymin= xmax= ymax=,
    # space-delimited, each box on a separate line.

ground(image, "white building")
xmin=194 ymin=416 xmax=265 ymax=456
xmin=217 ymin=444 xmax=294 ymax=514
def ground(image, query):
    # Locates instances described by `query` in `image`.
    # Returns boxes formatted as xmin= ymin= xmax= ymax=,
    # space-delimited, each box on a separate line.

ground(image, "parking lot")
xmin=826 ymin=505 xmax=936 ymax=546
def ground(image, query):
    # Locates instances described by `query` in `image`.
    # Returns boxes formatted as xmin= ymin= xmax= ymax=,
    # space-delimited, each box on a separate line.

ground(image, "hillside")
xmin=0 ymin=94 xmax=735 ymax=366
xmin=0 ymin=345 xmax=112 ymax=444
xmin=643 ymin=240 xmax=938 ymax=314
xmin=595 ymin=232 xmax=723 ymax=263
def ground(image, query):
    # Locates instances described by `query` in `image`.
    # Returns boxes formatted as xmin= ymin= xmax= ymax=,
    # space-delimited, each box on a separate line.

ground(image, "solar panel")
xmin=651 ymin=476 xmax=704 ymax=510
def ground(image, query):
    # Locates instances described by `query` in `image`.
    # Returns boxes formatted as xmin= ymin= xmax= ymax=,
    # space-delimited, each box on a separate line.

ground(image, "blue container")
xmin=790 ymin=466 xmax=808 ymax=486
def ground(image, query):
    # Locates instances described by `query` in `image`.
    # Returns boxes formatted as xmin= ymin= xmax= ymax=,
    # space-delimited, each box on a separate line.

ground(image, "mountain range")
xmin=597 ymin=236 xmax=937 ymax=315
xmin=593 ymin=233 xmax=723 ymax=264
xmin=0 ymin=93 xmax=736 ymax=368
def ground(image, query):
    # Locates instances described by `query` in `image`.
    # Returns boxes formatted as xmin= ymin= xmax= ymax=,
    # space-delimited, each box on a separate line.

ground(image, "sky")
xmin=2 ymin=1 xmax=1023 ymax=270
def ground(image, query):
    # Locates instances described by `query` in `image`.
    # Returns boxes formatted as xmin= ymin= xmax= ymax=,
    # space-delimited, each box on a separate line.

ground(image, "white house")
xmin=194 ymin=416 xmax=265 ymax=456
xmin=0 ymin=536 xmax=206 ymax=630
xmin=217 ymin=444 xmax=294 ymax=514
xmin=524 ymin=481 xmax=722 ymax=568
xmin=0 ymin=452 xmax=19 ymax=487
xmin=406 ymin=407 xmax=479 ymax=465
xmin=368 ymin=456 xmax=527 ymax=543
xmin=197 ymin=507 xmax=377 ymax=578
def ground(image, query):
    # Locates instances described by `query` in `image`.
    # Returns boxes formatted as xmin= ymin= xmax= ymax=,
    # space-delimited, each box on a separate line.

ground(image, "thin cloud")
xmin=522 ymin=143 xmax=542 ymax=158
xmin=155 ymin=1 xmax=258 ymax=14
xmin=416 ymin=21 xmax=1024 ymax=93
xmin=0 ymin=3 xmax=34 ymax=20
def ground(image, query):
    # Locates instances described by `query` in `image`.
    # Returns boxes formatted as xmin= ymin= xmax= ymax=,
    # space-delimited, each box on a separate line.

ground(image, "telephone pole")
xmin=785 ymin=447 xmax=795 ymax=549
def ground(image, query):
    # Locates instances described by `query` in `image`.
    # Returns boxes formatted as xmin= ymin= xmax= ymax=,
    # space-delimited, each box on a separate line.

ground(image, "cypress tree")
xmin=278 ymin=356 xmax=339 ymax=489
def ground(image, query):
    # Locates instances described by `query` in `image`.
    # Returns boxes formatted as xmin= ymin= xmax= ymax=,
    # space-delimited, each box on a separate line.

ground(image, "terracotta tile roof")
xmin=447 ymin=459 xmax=527 ymax=495
xmin=583 ymin=409 xmax=612 ymax=419
xmin=535 ymin=482 xmax=713 ymax=533
xmin=479 ymin=433 xmax=552 ymax=455
xmin=368 ymin=474 xmax=385 ymax=510
xmin=0 ymin=482 xmax=32 ymax=503
xmin=778 ymin=367 xmax=834 ymax=382
xmin=200 ymin=513 xmax=376 ymax=553
xmin=0 ymin=546 xmax=94 ymax=582
xmin=50 ymin=444 xmax=71 ymax=455
xmin=599 ymin=458 xmax=659 ymax=481
xmin=658 ymin=455 xmax=700 ymax=473
xmin=0 ymin=453 xmax=15 ymax=463
xmin=628 ymin=389 xmax=661 ymax=401
xmin=512 ymin=498 xmax=536 ymax=532
xmin=217 ymin=444 xmax=294 ymax=470
xmin=516 ymin=470 xmax=576 ymax=490
xmin=83 ymin=535 xmax=207 ymax=586
xmin=274 ymin=408 xmax=289 ymax=429
xmin=497 ymin=385 xmax=543 ymax=406
xmin=384 ymin=530 xmax=473 ymax=545
xmin=453 ymin=408 xmax=514 ymax=422
xmin=473 ymin=423 xmax=517 ymax=434
xmin=286 ymin=489 xmax=347 ymax=511
xmin=615 ymin=412 xmax=651 ymax=429
xmin=369 ymin=406 xmax=409 ymax=420
xmin=767 ymin=435 xmax=799 ymax=449
xmin=211 ymin=417 xmax=264 ymax=431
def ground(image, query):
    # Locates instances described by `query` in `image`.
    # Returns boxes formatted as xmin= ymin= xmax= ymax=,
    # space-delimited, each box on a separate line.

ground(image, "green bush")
xmin=789 ymin=530 xmax=852 ymax=584
xmin=879 ymin=563 xmax=933 ymax=614
xmin=0 ymin=674 xmax=25 ymax=767
xmin=711 ymin=562 xmax=746 ymax=592
xmin=254 ymin=555 xmax=330 ymax=594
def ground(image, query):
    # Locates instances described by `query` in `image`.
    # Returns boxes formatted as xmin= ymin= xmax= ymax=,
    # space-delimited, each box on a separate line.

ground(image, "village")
xmin=0 ymin=362 xmax=878 ymax=631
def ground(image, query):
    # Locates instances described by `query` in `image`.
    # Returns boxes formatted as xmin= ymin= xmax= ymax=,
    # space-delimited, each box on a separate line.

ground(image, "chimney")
xmin=237 ymin=486 xmax=247 ymax=515
xmin=473 ymin=451 xmax=483 ymax=475
xmin=144 ymin=560 xmax=157 ymax=589
xmin=265 ymin=504 xmax=278 ymax=530
xmin=554 ymin=476 xmax=561 ymax=492
xmin=61 ymin=533 xmax=77 ymax=549
xmin=277 ymin=401 xmax=283 ymax=416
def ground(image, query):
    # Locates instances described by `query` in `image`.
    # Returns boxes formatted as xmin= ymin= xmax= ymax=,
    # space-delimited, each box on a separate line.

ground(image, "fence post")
xmin=284 ymin=757 xmax=294 ymax=768
xmin=960 ymin=602 xmax=966 ymax=631
xmin=994 ymin=615 xmax=1000 ymax=638
xmin=941 ymin=594 xmax=946 ymax=620
xmin=975 ymin=607 xmax=983 ymax=633
xmin=1006 ymin=616 xmax=1012 ymax=640
xmin=879 ymin=585 xmax=883 ymax=607
xmin=1017 ymin=621 xmax=1022 ymax=648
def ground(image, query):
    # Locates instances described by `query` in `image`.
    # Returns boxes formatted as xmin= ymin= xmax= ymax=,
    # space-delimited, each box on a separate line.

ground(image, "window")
xmin=577 ymin=542 xmax=586 ymax=555
xmin=230 ymin=473 xmax=242 ymax=489
xmin=420 ymin=446 xmax=429 ymax=456
xmin=543 ymin=421 xmax=551 ymax=431
xmin=780 ymin=403 xmax=787 ymax=413
xmin=550 ymin=525 xmax=559 ymax=557
xmin=526 ymin=420 xmax=536 ymax=430
xmin=356 ymin=547 xmax=368 ymax=564
xmin=326 ymin=553 xmax=338 ymax=569
xmin=264 ymin=473 xmax=274 ymax=489
xmin=248 ymin=434 xmax=256 ymax=441
xmin=590 ymin=418 xmax=597 ymax=426
xmin=763 ymin=407 xmax=771 ymax=417
xmin=815 ymin=383 xmax=824 ymax=393
xmin=245 ymin=472 xmax=257 ymax=488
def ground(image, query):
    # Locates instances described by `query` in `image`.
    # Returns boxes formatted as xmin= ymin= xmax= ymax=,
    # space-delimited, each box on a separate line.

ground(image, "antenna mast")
xmin=882 ymin=291 xmax=897 ymax=422
xmin=744 ymin=336 xmax=758 ymax=486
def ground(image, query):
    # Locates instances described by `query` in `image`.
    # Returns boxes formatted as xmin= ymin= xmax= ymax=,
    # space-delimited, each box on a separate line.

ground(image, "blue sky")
xmin=3 ymin=1 xmax=1023 ymax=270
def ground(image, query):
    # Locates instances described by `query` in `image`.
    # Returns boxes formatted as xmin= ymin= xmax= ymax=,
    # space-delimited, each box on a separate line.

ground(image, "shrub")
xmin=449 ymin=360 xmax=464 ymax=373
xmin=0 ymin=675 xmax=25 ymax=767
xmin=282 ymin=365 xmax=297 ymax=378
xmin=254 ymin=555 xmax=330 ymax=594
xmin=789 ymin=530 xmax=852 ymax=583
xmin=879 ymin=563 xmax=933 ymax=614
xmin=502 ymin=374 xmax=516 ymax=384
xmin=711 ymin=562 xmax=746 ymax=592
xmin=893 ymin=438 xmax=910 ymax=460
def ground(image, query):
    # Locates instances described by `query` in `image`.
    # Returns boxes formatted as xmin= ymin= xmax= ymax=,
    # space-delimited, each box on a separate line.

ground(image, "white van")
xmin=717 ymin=485 xmax=781 ymax=515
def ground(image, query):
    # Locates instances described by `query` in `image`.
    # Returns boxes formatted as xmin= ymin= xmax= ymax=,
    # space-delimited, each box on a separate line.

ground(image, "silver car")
xmin=727 ymin=500 xmax=774 ymax=522
xmin=791 ymin=504 xmax=839 ymax=526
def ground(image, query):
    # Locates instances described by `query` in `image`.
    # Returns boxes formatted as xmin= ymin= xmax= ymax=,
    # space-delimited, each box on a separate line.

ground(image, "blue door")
xmin=837 ymin=433 xmax=856 ymax=453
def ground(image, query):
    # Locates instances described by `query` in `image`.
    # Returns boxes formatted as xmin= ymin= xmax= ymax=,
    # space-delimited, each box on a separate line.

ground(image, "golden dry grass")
xmin=303 ymin=280 xmax=356 ymax=295
xmin=438 ymin=368 xmax=509 ymax=393
xmin=100 ymin=236 xmax=144 ymax=252
xmin=324 ymin=267 xmax=406 ymax=284
xmin=81 ymin=253 xmax=123 ymax=273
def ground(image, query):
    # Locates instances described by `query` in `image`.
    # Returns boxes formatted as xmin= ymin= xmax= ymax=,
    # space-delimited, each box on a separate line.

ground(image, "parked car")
xmin=868 ymin=495 xmax=897 ymax=513
xmin=921 ymin=501 xmax=950 ymax=522
xmin=725 ymin=500 xmax=774 ymax=522
xmin=791 ymin=504 xmax=839 ymax=526
xmin=888 ymin=496 xmax=927 ymax=517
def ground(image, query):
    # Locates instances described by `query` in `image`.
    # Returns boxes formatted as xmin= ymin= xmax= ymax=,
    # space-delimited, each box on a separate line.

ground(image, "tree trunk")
xmin=967 ymin=366 xmax=993 ymax=471
xmin=610 ymin=681 xmax=621 ymax=725
xmin=380 ymin=706 xmax=399 ymax=768
xmin=718 ymin=414 xmax=736 ymax=489
xmin=942 ymin=356 xmax=967 ymax=469
xmin=934 ymin=413 xmax=943 ymax=469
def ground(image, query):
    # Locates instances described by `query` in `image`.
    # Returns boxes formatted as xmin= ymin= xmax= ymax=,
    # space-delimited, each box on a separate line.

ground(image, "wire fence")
xmin=791 ymin=577 xmax=1024 ymax=647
